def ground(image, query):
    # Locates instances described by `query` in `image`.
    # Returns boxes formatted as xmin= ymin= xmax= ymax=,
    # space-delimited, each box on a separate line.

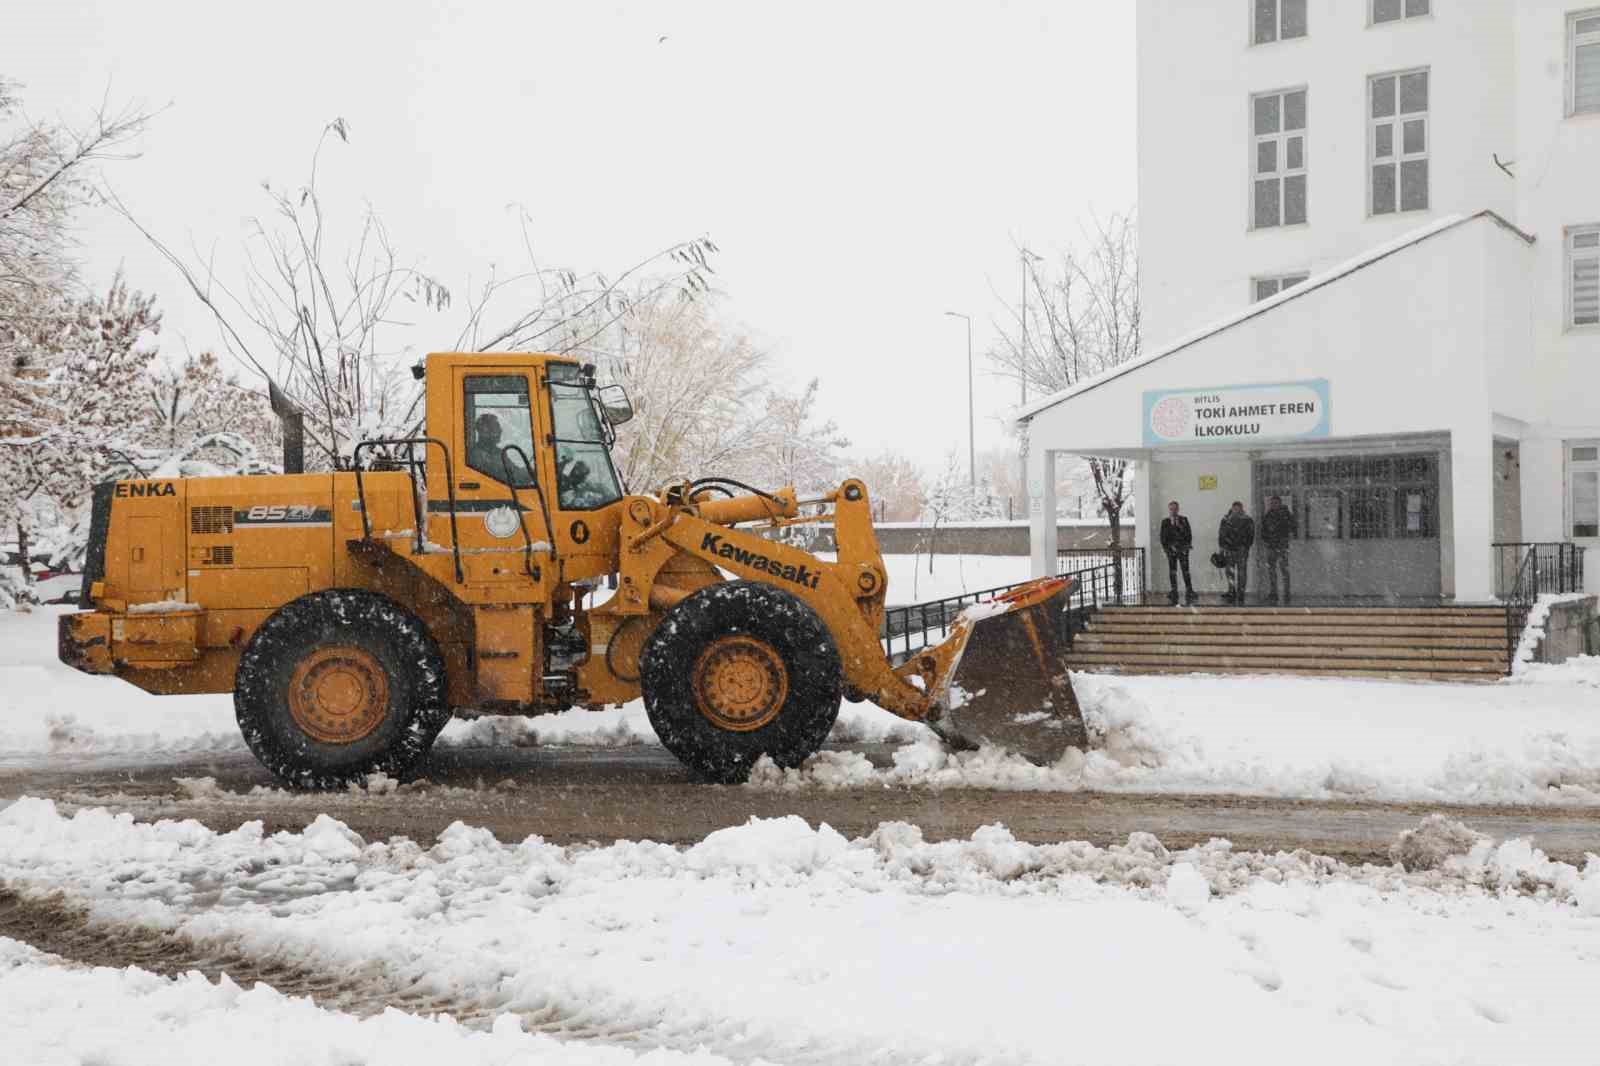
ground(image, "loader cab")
xmin=421 ymin=352 xmax=631 ymax=587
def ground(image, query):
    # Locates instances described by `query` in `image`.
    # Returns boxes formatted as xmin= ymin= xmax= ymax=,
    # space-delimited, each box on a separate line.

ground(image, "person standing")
xmin=1218 ymin=501 xmax=1255 ymax=604
xmin=1159 ymin=500 xmax=1197 ymax=605
xmin=1260 ymin=495 xmax=1295 ymax=604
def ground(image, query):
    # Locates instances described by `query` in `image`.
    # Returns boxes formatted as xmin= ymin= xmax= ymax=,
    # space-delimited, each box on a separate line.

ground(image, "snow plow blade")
xmin=927 ymin=577 xmax=1089 ymax=765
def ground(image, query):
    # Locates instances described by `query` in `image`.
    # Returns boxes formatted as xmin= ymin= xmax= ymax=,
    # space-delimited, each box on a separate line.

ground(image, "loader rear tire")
xmin=235 ymin=589 xmax=450 ymax=790
xmin=641 ymin=582 xmax=842 ymax=784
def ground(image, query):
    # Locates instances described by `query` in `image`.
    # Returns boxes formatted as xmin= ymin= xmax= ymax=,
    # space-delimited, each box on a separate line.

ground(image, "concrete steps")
xmin=1067 ymin=604 xmax=1510 ymax=683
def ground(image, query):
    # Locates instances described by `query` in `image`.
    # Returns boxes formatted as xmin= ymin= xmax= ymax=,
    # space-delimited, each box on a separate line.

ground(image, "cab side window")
xmin=463 ymin=376 xmax=536 ymax=487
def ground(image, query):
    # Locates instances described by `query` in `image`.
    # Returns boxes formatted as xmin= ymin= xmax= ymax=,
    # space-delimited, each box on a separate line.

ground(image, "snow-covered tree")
xmin=1 ymin=80 xmax=153 ymax=600
xmin=1 ymin=78 xmax=152 ymax=378
xmin=990 ymin=212 xmax=1140 ymax=549
xmin=1 ymin=273 xmax=161 ymax=591
xmin=144 ymin=350 xmax=278 ymax=476
xmin=742 ymin=378 xmax=849 ymax=497
xmin=915 ymin=452 xmax=1006 ymax=579
xmin=607 ymin=295 xmax=768 ymax=492
xmin=848 ymin=451 xmax=926 ymax=522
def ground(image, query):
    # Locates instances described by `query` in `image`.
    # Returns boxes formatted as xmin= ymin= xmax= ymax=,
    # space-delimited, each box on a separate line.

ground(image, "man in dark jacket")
xmin=1218 ymin=501 xmax=1255 ymax=604
xmin=1260 ymin=495 xmax=1295 ymax=603
xmin=1159 ymin=500 xmax=1197 ymax=605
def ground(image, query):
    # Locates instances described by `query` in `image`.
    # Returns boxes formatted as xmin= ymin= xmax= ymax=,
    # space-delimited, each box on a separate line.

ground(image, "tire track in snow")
xmin=0 ymin=883 xmax=1028 ymax=1066
xmin=0 ymin=885 xmax=493 ymax=1024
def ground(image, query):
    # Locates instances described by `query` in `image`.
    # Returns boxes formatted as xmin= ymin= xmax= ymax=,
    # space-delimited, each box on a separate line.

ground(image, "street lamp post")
xmin=1018 ymin=248 xmax=1043 ymax=511
xmin=943 ymin=311 xmax=975 ymax=489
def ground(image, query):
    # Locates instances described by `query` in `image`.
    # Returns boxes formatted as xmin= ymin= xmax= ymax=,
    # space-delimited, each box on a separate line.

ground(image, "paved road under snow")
xmin=5 ymin=744 xmax=1597 ymax=864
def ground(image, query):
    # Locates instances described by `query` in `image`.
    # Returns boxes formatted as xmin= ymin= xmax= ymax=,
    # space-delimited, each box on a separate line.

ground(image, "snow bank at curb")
xmin=3 ymin=797 xmax=1597 ymax=915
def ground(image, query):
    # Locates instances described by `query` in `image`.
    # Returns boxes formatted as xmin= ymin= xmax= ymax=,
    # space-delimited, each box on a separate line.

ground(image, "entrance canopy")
xmin=1017 ymin=211 xmax=1538 ymax=603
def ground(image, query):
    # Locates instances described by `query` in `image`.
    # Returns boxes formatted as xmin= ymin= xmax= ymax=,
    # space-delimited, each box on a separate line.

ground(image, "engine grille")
xmin=190 ymin=506 xmax=234 ymax=534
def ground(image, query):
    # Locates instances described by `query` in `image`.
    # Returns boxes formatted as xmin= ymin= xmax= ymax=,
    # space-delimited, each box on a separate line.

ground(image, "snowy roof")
xmin=1013 ymin=210 xmax=1536 ymax=424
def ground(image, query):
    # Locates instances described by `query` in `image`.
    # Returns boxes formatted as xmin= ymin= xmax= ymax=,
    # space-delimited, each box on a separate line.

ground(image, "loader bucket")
xmin=923 ymin=577 xmax=1089 ymax=764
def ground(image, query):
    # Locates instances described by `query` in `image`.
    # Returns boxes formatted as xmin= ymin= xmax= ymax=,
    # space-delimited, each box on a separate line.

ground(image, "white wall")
xmin=1511 ymin=2 xmax=1600 ymax=428
xmin=1138 ymin=0 xmax=1516 ymax=349
xmin=1150 ymin=455 xmax=1250 ymax=594
xmin=1027 ymin=220 xmax=1516 ymax=454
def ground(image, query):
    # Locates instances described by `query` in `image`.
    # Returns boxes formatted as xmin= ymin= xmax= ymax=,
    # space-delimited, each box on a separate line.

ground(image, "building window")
xmin=1373 ymin=0 xmax=1429 ymax=25
xmin=1571 ymin=227 xmax=1600 ymax=328
xmin=1571 ymin=10 xmax=1600 ymax=115
xmin=1253 ymin=272 xmax=1310 ymax=302
xmin=1252 ymin=89 xmax=1308 ymax=229
xmin=1269 ymin=453 xmax=1439 ymax=541
xmin=1370 ymin=70 xmax=1429 ymax=215
xmin=1572 ymin=444 xmax=1600 ymax=538
xmin=1254 ymin=0 xmax=1307 ymax=44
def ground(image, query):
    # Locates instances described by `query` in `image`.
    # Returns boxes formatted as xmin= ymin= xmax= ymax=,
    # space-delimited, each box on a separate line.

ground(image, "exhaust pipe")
xmin=267 ymin=380 xmax=305 ymax=475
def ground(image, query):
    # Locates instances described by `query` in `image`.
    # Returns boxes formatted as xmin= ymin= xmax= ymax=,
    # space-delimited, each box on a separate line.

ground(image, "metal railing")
xmin=1493 ymin=542 xmax=1585 ymax=599
xmin=1063 ymin=560 xmax=1137 ymax=609
xmin=1057 ymin=546 xmax=1145 ymax=602
xmin=1497 ymin=542 xmax=1587 ymax=670
xmin=880 ymin=580 xmax=1036 ymax=662
xmin=879 ymin=564 xmax=1132 ymax=663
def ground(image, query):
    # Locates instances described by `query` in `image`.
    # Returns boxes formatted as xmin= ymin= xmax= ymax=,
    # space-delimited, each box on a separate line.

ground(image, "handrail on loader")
xmin=352 ymin=437 xmax=465 ymax=584
xmin=499 ymin=443 xmax=555 ymax=581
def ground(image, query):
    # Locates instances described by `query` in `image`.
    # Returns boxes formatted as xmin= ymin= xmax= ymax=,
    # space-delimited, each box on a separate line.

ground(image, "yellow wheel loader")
xmin=58 ymin=352 xmax=1088 ymax=787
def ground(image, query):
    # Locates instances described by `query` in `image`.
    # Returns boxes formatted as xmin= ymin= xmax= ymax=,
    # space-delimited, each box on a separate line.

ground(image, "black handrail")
xmin=352 ymin=437 xmax=464 ymax=584
xmin=1058 ymin=546 xmax=1145 ymax=601
xmin=499 ymin=444 xmax=551 ymax=580
xmin=1493 ymin=542 xmax=1586 ymax=598
xmin=879 ymin=565 xmax=1122 ymax=664
xmin=880 ymin=579 xmax=1037 ymax=661
xmin=1497 ymin=542 xmax=1587 ymax=670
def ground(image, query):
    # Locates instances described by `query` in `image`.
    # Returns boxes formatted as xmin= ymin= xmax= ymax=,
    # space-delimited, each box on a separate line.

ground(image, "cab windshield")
xmin=548 ymin=378 xmax=624 ymax=510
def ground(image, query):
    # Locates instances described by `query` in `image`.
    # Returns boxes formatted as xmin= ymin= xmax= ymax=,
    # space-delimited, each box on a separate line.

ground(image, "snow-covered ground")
xmin=8 ymin=564 xmax=1600 ymax=1063
xmin=3 ymin=800 xmax=1598 ymax=1065
xmin=11 ymin=546 xmax=1600 ymax=807
xmin=869 ymin=551 xmax=1033 ymax=604
xmin=0 ymin=937 xmax=732 ymax=1066
xmin=7 ymin=598 xmax=1600 ymax=805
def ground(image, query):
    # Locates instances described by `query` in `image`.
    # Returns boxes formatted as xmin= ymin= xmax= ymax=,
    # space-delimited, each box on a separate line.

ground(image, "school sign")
xmin=1142 ymin=379 xmax=1331 ymax=447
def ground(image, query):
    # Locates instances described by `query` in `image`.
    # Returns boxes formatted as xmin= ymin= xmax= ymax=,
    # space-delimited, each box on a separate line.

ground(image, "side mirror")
xmin=597 ymin=384 xmax=635 ymax=426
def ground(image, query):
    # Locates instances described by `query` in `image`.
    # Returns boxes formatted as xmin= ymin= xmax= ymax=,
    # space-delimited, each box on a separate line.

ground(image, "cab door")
xmin=443 ymin=367 xmax=555 ymax=589
xmin=539 ymin=364 xmax=628 ymax=582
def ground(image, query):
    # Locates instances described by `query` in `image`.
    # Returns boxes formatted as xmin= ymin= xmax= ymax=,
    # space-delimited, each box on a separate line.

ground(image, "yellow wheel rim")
xmin=287 ymin=645 xmax=390 ymax=744
xmin=691 ymin=635 xmax=788 ymax=733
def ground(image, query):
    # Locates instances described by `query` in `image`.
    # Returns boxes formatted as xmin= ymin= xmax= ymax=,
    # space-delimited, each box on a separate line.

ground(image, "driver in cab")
xmin=468 ymin=412 xmax=504 ymax=477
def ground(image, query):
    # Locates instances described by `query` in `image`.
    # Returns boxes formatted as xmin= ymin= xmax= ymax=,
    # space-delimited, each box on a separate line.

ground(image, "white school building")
xmin=1021 ymin=0 xmax=1600 ymax=602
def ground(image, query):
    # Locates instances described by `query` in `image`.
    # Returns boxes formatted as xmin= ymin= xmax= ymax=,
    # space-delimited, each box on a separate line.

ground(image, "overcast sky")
xmin=9 ymin=1 xmax=1136 ymax=470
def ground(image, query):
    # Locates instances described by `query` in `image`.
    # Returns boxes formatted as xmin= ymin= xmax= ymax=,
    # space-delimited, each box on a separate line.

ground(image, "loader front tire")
xmin=640 ymin=581 xmax=842 ymax=784
xmin=235 ymin=589 xmax=450 ymax=790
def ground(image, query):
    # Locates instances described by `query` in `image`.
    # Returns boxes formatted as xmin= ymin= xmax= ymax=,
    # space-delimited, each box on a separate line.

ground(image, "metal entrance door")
xmin=1252 ymin=452 xmax=1441 ymax=598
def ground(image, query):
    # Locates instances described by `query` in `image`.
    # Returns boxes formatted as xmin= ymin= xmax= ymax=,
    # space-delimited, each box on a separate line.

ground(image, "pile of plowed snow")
xmin=751 ymin=671 xmax=1600 ymax=805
